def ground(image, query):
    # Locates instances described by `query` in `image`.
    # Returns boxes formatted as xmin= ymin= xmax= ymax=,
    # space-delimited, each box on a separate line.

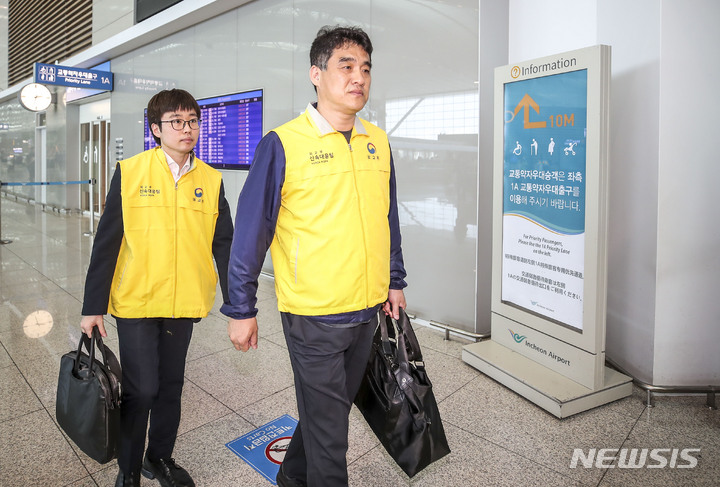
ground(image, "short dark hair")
xmin=147 ymin=89 xmax=200 ymax=145
xmin=310 ymin=25 xmax=373 ymax=70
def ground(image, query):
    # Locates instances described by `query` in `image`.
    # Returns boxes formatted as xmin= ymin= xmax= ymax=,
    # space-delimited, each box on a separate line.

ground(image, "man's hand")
xmin=228 ymin=317 xmax=259 ymax=352
xmin=382 ymin=288 xmax=407 ymax=320
xmin=80 ymin=315 xmax=107 ymax=338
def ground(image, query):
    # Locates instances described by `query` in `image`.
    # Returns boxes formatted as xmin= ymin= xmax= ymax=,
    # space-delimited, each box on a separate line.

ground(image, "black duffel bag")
xmin=354 ymin=309 xmax=450 ymax=477
xmin=56 ymin=327 xmax=122 ymax=464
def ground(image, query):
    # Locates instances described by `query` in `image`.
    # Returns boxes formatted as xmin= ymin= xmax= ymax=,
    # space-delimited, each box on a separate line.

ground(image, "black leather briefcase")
xmin=56 ymin=328 xmax=122 ymax=464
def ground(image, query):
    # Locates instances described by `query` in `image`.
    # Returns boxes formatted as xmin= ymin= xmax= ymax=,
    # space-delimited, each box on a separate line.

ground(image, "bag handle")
xmin=392 ymin=309 xmax=424 ymax=364
xmin=378 ymin=310 xmax=395 ymax=357
xmin=377 ymin=309 xmax=424 ymax=364
xmin=389 ymin=311 xmax=430 ymax=430
xmin=379 ymin=311 xmax=412 ymax=379
xmin=73 ymin=327 xmax=109 ymax=378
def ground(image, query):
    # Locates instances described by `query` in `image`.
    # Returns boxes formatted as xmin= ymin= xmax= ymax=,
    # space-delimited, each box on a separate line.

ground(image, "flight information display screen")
xmin=144 ymin=88 xmax=263 ymax=170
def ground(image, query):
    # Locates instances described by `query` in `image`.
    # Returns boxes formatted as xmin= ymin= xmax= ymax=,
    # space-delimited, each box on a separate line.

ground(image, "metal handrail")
xmin=605 ymin=357 xmax=717 ymax=409
xmin=408 ymin=315 xmax=490 ymax=341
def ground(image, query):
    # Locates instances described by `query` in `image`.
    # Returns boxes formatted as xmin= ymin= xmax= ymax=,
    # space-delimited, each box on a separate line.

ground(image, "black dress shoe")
xmin=276 ymin=463 xmax=306 ymax=487
xmin=115 ymin=469 xmax=140 ymax=487
xmin=141 ymin=456 xmax=195 ymax=487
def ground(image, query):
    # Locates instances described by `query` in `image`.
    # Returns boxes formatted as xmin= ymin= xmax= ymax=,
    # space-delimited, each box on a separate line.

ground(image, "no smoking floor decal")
xmin=226 ymin=414 xmax=298 ymax=485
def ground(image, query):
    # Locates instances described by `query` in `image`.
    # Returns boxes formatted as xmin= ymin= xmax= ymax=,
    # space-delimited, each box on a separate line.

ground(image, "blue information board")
xmin=501 ymin=69 xmax=588 ymax=330
xmin=34 ymin=62 xmax=113 ymax=91
xmin=503 ymin=70 xmax=588 ymax=234
xmin=226 ymin=414 xmax=297 ymax=485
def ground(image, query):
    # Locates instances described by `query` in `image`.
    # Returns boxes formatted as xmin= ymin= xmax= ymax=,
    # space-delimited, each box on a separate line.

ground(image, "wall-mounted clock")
xmin=19 ymin=83 xmax=53 ymax=111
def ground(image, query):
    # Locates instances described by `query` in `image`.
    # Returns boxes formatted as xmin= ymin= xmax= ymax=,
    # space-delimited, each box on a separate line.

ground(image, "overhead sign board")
xmin=66 ymin=61 xmax=111 ymax=103
xmin=34 ymin=62 xmax=113 ymax=91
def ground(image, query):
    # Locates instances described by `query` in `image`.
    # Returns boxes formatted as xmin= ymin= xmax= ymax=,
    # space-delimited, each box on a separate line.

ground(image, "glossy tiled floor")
xmin=0 ymin=196 xmax=718 ymax=487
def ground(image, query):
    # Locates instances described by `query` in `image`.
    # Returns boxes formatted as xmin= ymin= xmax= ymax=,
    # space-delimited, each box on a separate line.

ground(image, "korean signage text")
xmin=501 ymin=69 xmax=588 ymax=330
xmin=34 ymin=62 xmax=113 ymax=91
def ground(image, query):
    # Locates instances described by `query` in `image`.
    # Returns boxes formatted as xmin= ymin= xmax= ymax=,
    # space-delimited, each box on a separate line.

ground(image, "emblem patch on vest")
xmin=193 ymin=187 xmax=204 ymax=203
xmin=366 ymin=142 xmax=379 ymax=160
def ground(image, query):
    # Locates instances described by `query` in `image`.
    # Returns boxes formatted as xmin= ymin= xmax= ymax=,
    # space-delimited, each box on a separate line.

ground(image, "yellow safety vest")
xmin=271 ymin=109 xmax=392 ymax=315
xmin=108 ymin=148 xmax=221 ymax=318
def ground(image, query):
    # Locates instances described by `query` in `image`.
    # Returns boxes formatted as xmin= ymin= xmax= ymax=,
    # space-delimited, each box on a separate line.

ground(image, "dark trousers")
xmin=280 ymin=312 xmax=377 ymax=487
xmin=115 ymin=317 xmax=194 ymax=474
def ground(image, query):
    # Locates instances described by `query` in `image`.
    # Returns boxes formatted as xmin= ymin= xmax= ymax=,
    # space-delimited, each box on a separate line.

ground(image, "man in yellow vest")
xmin=80 ymin=89 xmax=233 ymax=487
xmin=222 ymin=26 xmax=407 ymax=486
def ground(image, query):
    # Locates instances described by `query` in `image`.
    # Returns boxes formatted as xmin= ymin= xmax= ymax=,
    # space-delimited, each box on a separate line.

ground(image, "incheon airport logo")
xmin=508 ymin=329 xmax=526 ymax=343
xmin=367 ymin=142 xmax=376 ymax=154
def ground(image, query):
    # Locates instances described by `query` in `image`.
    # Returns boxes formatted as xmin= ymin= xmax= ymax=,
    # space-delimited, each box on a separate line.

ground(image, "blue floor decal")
xmin=226 ymin=414 xmax=298 ymax=485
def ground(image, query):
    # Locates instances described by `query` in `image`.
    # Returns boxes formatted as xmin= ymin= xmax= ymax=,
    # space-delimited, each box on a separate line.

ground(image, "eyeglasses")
xmin=159 ymin=118 xmax=202 ymax=130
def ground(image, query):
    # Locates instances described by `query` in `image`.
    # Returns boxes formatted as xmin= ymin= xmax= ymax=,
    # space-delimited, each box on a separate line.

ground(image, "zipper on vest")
xmin=347 ymin=138 xmax=369 ymax=309
xmin=172 ymin=183 xmax=178 ymax=318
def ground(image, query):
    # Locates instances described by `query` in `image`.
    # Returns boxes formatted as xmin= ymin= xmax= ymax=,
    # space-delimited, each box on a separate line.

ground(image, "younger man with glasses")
xmin=80 ymin=89 xmax=233 ymax=487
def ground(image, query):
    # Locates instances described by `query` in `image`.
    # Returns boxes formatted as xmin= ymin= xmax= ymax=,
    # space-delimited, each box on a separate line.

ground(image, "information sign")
xmin=486 ymin=45 xmax=612 ymax=388
xmin=502 ymin=69 xmax=588 ymax=330
xmin=463 ymin=46 xmax=632 ymax=416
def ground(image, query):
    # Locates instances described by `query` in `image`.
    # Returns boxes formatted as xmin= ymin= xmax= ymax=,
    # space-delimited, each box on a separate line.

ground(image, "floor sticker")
xmin=226 ymin=414 xmax=298 ymax=485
